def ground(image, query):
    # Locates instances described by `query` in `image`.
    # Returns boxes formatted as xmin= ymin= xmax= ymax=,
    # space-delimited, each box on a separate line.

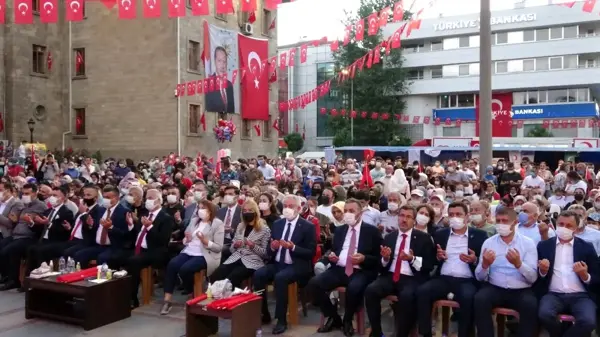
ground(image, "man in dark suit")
xmin=26 ymin=185 xmax=75 ymax=272
xmin=216 ymin=185 xmax=241 ymax=261
xmin=0 ymin=182 xmax=24 ymax=239
xmin=63 ymin=185 xmax=105 ymax=258
xmin=205 ymin=46 xmax=234 ymax=113
xmin=309 ymin=198 xmax=381 ymax=336
xmin=125 ymin=189 xmax=173 ymax=308
xmin=416 ymin=202 xmax=487 ymax=337
xmin=253 ymin=194 xmax=316 ymax=335
xmin=364 ymin=205 xmax=435 ymax=337
xmin=537 ymin=210 xmax=598 ymax=337
xmin=74 ymin=185 xmax=131 ymax=268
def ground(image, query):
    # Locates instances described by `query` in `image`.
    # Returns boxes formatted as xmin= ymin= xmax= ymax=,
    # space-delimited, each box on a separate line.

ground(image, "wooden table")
xmin=186 ymin=297 xmax=261 ymax=337
xmin=24 ymin=275 xmax=132 ymax=330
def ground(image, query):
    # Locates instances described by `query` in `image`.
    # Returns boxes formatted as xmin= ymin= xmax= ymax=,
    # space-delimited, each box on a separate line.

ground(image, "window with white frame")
xmin=496 ymin=61 xmax=508 ymax=73
xmin=536 ymin=28 xmax=549 ymax=41
xmin=458 ymin=36 xmax=470 ymax=48
xmin=549 ymin=56 xmax=563 ymax=70
xmin=431 ymin=67 xmax=443 ymax=78
xmin=443 ymin=126 xmax=461 ymax=137
xmin=564 ymin=26 xmax=578 ymax=38
xmin=495 ymin=32 xmax=508 ymax=44
xmin=550 ymin=27 xmax=563 ymax=39
xmin=458 ymin=64 xmax=469 ymax=76
xmin=523 ymin=59 xmax=535 ymax=71
xmin=523 ymin=29 xmax=535 ymax=41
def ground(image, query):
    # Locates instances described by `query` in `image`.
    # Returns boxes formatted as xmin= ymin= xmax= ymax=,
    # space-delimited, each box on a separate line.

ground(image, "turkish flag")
xmin=355 ymin=18 xmax=365 ymax=41
xmin=330 ymin=40 xmax=339 ymax=52
xmin=391 ymin=28 xmax=402 ymax=48
xmin=393 ymin=1 xmax=404 ymax=21
xmin=300 ymin=44 xmax=307 ymax=63
xmin=196 ymin=80 xmax=203 ymax=94
xmin=47 ymin=51 xmax=52 ymax=71
xmin=118 ymin=0 xmax=137 ymax=20
xmin=241 ymin=0 xmax=256 ymax=12
xmin=582 ymin=0 xmax=597 ymax=12
xmin=216 ymin=0 xmax=233 ymax=14
xmin=0 ymin=0 xmax=4 ymax=24
xmin=209 ymin=77 xmax=215 ymax=92
xmin=253 ymin=123 xmax=261 ymax=136
xmin=143 ymin=0 xmax=161 ymax=18
xmin=406 ymin=19 xmax=422 ymax=36
xmin=343 ymin=25 xmax=351 ymax=46
xmin=168 ymin=0 xmax=185 ymax=17
xmin=239 ymin=34 xmax=269 ymax=120
xmin=265 ymin=0 xmax=281 ymax=10
xmin=366 ymin=50 xmax=373 ymax=68
xmin=360 ymin=149 xmax=375 ymax=188
xmin=379 ymin=7 xmax=389 ymax=27
xmin=40 ymin=0 xmax=58 ymax=23
xmin=14 ymin=0 xmax=33 ymax=24
xmin=75 ymin=51 xmax=84 ymax=72
xmin=475 ymin=93 xmax=513 ymax=137
xmin=187 ymin=82 xmax=196 ymax=96
xmin=373 ymin=46 xmax=381 ymax=64
xmin=288 ymin=48 xmax=296 ymax=66
xmin=66 ymin=0 xmax=83 ymax=21
xmin=279 ymin=51 xmax=287 ymax=69
xmin=367 ymin=13 xmax=379 ymax=36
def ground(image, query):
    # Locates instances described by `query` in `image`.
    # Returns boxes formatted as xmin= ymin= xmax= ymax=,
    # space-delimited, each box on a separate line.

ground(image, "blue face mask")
xmin=258 ymin=160 xmax=265 ymax=166
xmin=530 ymin=172 xmax=536 ymax=178
xmin=518 ymin=211 xmax=529 ymax=225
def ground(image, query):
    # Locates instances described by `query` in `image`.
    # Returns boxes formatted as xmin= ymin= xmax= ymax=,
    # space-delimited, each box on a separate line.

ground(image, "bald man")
xmin=517 ymin=202 xmax=555 ymax=244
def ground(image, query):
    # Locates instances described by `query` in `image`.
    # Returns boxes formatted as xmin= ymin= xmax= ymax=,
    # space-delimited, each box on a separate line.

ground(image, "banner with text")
xmin=476 ymin=92 xmax=512 ymax=137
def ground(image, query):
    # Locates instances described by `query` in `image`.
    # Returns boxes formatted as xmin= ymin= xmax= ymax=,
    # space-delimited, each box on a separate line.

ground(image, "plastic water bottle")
xmin=101 ymin=263 xmax=109 ymax=279
xmin=67 ymin=258 xmax=75 ymax=273
xmin=75 ymin=262 xmax=81 ymax=272
xmin=255 ymin=329 xmax=262 ymax=337
xmin=58 ymin=257 xmax=66 ymax=274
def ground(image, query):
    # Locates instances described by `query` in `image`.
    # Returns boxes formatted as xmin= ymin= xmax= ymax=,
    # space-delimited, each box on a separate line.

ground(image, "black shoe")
xmin=317 ymin=315 xmax=343 ymax=333
xmin=181 ymin=289 xmax=192 ymax=296
xmin=368 ymin=332 xmax=382 ymax=337
xmin=272 ymin=321 xmax=287 ymax=335
xmin=0 ymin=281 xmax=18 ymax=291
xmin=261 ymin=312 xmax=272 ymax=325
xmin=131 ymin=299 xmax=140 ymax=309
xmin=342 ymin=320 xmax=355 ymax=336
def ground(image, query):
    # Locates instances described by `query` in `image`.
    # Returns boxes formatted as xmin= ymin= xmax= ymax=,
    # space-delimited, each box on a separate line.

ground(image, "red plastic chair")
xmin=493 ymin=307 xmax=520 ymax=337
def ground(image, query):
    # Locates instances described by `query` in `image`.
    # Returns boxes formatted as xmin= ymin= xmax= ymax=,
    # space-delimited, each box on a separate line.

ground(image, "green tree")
xmin=527 ymin=126 xmax=553 ymax=137
xmin=327 ymin=0 xmax=412 ymax=146
xmin=284 ymin=133 xmax=304 ymax=152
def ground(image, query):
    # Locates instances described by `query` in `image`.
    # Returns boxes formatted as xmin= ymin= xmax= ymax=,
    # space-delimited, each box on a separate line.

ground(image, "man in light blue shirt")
xmin=517 ymin=201 xmax=555 ymax=244
xmin=569 ymin=205 xmax=600 ymax=256
xmin=474 ymin=207 xmax=539 ymax=337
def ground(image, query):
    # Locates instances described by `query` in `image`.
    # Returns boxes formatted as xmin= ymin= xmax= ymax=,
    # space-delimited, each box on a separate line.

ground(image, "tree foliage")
xmin=327 ymin=0 xmax=413 ymax=146
xmin=526 ymin=126 xmax=553 ymax=137
xmin=284 ymin=133 xmax=304 ymax=152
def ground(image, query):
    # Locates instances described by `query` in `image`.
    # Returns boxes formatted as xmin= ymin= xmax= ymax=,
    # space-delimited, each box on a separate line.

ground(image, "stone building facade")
xmin=0 ymin=0 xmax=279 ymax=160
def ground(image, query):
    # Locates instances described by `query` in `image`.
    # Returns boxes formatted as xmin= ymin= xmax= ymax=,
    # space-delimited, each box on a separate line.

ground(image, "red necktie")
xmin=393 ymin=234 xmax=407 ymax=282
xmin=345 ymin=228 xmax=357 ymax=276
xmin=70 ymin=216 xmax=83 ymax=241
xmin=100 ymin=208 xmax=112 ymax=245
xmin=135 ymin=213 xmax=154 ymax=255
xmin=225 ymin=209 xmax=232 ymax=227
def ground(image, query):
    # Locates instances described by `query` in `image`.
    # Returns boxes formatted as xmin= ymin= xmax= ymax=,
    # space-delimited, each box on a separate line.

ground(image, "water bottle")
xmin=101 ymin=263 xmax=109 ymax=279
xmin=67 ymin=258 xmax=75 ymax=273
xmin=255 ymin=329 xmax=262 ymax=337
xmin=58 ymin=257 xmax=66 ymax=274
xmin=76 ymin=262 xmax=81 ymax=272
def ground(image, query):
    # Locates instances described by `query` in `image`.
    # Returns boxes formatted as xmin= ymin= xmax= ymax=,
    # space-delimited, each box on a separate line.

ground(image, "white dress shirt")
xmin=96 ymin=204 xmax=118 ymax=245
xmin=576 ymin=226 xmax=600 ymax=256
xmin=337 ymin=222 xmax=361 ymax=268
xmin=362 ymin=206 xmax=381 ymax=227
xmin=383 ymin=228 xmax=423 ymax=275
xmin=440 ymin=229 xmax=473 ymax=279
xmin=224 ymin=204 xmax=238 ymax=239
xmin=183 ymin=220 xmax=209 ymax=256
xmin=0 ymin=196 xmax=13 ymax=215
xmin=546 ymin=239 xmax=589 ymax=293
xmin=276 ymin=215 xmax=299 ymax=264
xmin=43 ymin=204 xmax=64 ymax=239
xmin=521 ymin=175 xmax=545 ymax=190
xmin=71 ymin=204 xmax=96 ymax=240
xmin=134 ymin=209 xmax=159 ymax=249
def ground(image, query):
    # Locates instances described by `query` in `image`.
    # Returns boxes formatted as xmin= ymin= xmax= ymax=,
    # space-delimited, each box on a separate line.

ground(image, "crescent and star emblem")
xmin=121 ymin=0 xmax=131 ymax=9
xmin=146 ymin=0 xmax=155 ymax=8
xmin=43 ymin=1 xmax=53 ymax=13
xmin=70 ymin=0 xmax=80 ymax=12
xmin=17 ymin=2 xmax=28 ymax=15
xmin=171 ymin=0 xmax=179 ymax=8
xmin=247 ymin=51 xmax=261 ymax=88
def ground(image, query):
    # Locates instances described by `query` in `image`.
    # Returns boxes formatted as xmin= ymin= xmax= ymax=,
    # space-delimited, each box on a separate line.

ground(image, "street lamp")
xmin=341 ymin=68 xmax=354 ymax=145
xmin=27 ymin=118 xmax=35 ymax=143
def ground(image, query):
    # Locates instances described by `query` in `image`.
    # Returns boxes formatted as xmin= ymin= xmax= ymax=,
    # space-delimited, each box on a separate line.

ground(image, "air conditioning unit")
xmin=242 ymin=23 xmax=253 ymax=35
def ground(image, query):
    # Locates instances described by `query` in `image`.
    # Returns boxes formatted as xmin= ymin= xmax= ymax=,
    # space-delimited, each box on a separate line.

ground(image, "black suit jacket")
xmin=537 ymin=236 xmax=599 ymax=294
xmin=90 ymin=204 xmax=130 ymax=248
xmin=80 ymin=205 xmax=106 ymax=245
xmin=205 ymin=78 xmax=234 ymax=113
xmin=44 ymin=204 xmax=75 ymax=242
xmin=332 ymin=222 xmax=382 ymax=277
xmin=268 ymin=216 xmax=317 ymax=274
xmin=381 ymin=229 xmax=435 ymax=282
xmin=130 ymin=209 xmax=173 ymax=253
xmin=217 ymin=205 xmax=242 ymax=244
xmin=434 ymin=227 xmax=488 ymax=276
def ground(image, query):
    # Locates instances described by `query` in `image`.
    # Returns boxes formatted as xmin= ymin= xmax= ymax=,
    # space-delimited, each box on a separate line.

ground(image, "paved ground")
xmin=0 ymin=288 xmax=400 ymax=337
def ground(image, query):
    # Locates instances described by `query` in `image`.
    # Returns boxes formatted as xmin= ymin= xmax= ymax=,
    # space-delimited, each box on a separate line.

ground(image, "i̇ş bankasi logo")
xmin=510 ymin=108 xmax=544 ymax=117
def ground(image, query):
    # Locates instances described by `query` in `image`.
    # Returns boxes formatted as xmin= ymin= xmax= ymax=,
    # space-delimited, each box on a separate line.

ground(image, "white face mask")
xmin=126 ymin=195 xmax=135 ymax=205
xmin=197 ymin=209 xmax=208 ymax=220
xmin=282 ymin=207 xmax=296 ymax=220
xmin=433 ymin=207 xmax=442 ymax=216
xmin=416 ymin=213 xmax=430 ymax=226
xmin=556 ymin=226 xmax=574 ymax=241
xmin=48 ymin=196 xmax=59 ymax=207
xmin=0 ymin=192 xmax=5 ymax=200
xmin=166 ymin=195 xmax=177 ymax=204
xmin=145 ymin=199 xmax=157 ymax=211
xmin=223 ymin=195 xmax=235 ymax=205
xmin=455 ymin=190 xmax=464 ymax=197
xmin=102 ymin=198 xmax=113 ymax=209
xmin=187 ymin=196 xmax=195 ymax=204
xmin=449 ymin=217 xmax=466 ymax=230
xmin=194 ymin=191 xmax=205 ymax=202
xmin=387 ymin=202 xmax=399 ymax=212
xmin=514 ymin=206 xmax=522 ymax=213
xmin=259 ymin=202 xmax=270 ymax=211
xmin=594 ymin=202 xmax=600 ymax=209
xmin=470 ymin=214 xmax=483 ymax=224
xmin=21 ymin=195 xmax=31 ymax=204
xmin=343 ymin=212 xmax=357 ymax=226
xmin=496 ymin=223 xmax=512 ymax=237
xmin=121 ymin=188 xmax=129 ymax=195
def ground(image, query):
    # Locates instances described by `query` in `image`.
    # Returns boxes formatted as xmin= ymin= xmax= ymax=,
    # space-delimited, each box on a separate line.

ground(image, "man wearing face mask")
xmin=316 ymin=188 xmax=335 ymax=220
xmin=473 ymin=207 xmax=539 ymax=337
xmin=0 ymin=184 xmax=48 ymax=290
xmin=408 ymin=189 xmax=424 ymax=207
xmin=63 ymin=185 xmax=106 ymax=259
xmin=257 ymin=155 xmax=275 ymax=181
xmin=378 ymin=191 xmax=402 ymax=236
xmin=566 ymin=205 xmax=600 ymax=256
xmin=252 ymin=195 xmax=316 ymax=334
xmin=164 ymin=186 xmax=185 ymax=219
xmin=124 ymin=189 xmax=173 ymax=308
xmin=417 ymin=203 xmax=487 ymax=337
xmin=369 ymin=158 xmax=385 ymax=181
xmin=123 ymin=186 xmax=146 ymax=219
xmin=354 ymin=190 xmax=380 ymax=228
xmin=520 ymin=165 xmax=545 ymax=192
xmin=0 ymin=182 xmax=24 ymax=239
xmin=469 ymin=200 xmax=496 ymax=237
xmin=564 ymin=187 xmax=592 ymax=210
xmin=38 ymin=183 xmax=52 ymax=204
xmin=340 ymin=161 xmax=362 ymax=188
xmin=216 ymin=185 xmax=242 ymax=262
xmin=430 ymin=191 xmax=448 ymax=228
xmin=445 ymin=163 xmax=469 ymax=184
xmin=310 ymin=199 xmax=381 ymax=336
xmin=517 ymin=202 xmax=555 ymax=245
xmin=73 ymin=186 xmax=131 ymax=268
xmin=537 ymin=210 xmax=598 ymax=337
xmin=499 ymin=162 xmax=523 ymax=197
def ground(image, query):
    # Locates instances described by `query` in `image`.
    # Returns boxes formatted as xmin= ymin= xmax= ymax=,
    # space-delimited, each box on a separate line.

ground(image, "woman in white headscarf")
xmin=384 ymin=169 xmax=410 ymax=200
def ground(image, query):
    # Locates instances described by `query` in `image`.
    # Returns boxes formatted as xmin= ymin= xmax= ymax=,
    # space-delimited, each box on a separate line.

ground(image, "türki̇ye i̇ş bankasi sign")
xmin=433 ymin=13 xmax=537 ymax=31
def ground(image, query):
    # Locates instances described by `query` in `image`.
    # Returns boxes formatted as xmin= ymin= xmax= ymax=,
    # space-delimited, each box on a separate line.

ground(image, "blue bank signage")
xmin=433 ymin=103 xmax=598 ymax=121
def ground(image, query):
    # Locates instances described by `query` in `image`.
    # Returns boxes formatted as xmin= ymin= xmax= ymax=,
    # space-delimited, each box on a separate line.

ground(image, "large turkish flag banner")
xmin=238 ymin=34 xmax=269 ymax=120
xmin=475 ymin=92 xmax=513 ymax=137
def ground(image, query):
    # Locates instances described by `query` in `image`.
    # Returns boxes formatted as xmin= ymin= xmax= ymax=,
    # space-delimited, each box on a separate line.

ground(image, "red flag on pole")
xmin=0 ymin=0 xmax=5 ymax=24
xmin=238 ymin=34 xmax=269 ymax=120
xmin=118 ymin=0 xmax=137 ymax=20
xmin=168 ymin=0 xmax=185 ymax=17
xmin=14 ymin=0 xmax=33 ymax=24
xmin=360 ymin=149 xmax=375 ymax=188
xmin=143 ymin=0 xmax=162 ymax=18
xmin=75 ymin=51 xmax=84 ymax=72
xmin=31 ymin=144 xmax=37 ymax=173
xmin=269 ymin=17 xmax=276 ymax=30
xmin=46 ymin=51 xmax=53 ymax=72
xmin=66 ymin=0 xmax=84 ymax=21
xmin=40 ymin=0 xmax=58 ymax=23
xmin=355 ymin=18 xmax=365 ymax=41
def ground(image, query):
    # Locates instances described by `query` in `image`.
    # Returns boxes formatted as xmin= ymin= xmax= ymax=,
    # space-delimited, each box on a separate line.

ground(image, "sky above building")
xmin=277 ymin=0 xmax=580 ymax=46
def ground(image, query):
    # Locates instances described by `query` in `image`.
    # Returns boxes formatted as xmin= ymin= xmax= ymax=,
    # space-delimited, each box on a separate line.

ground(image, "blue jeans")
xmin=164 ymin=253 xmax=207 ymax=294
